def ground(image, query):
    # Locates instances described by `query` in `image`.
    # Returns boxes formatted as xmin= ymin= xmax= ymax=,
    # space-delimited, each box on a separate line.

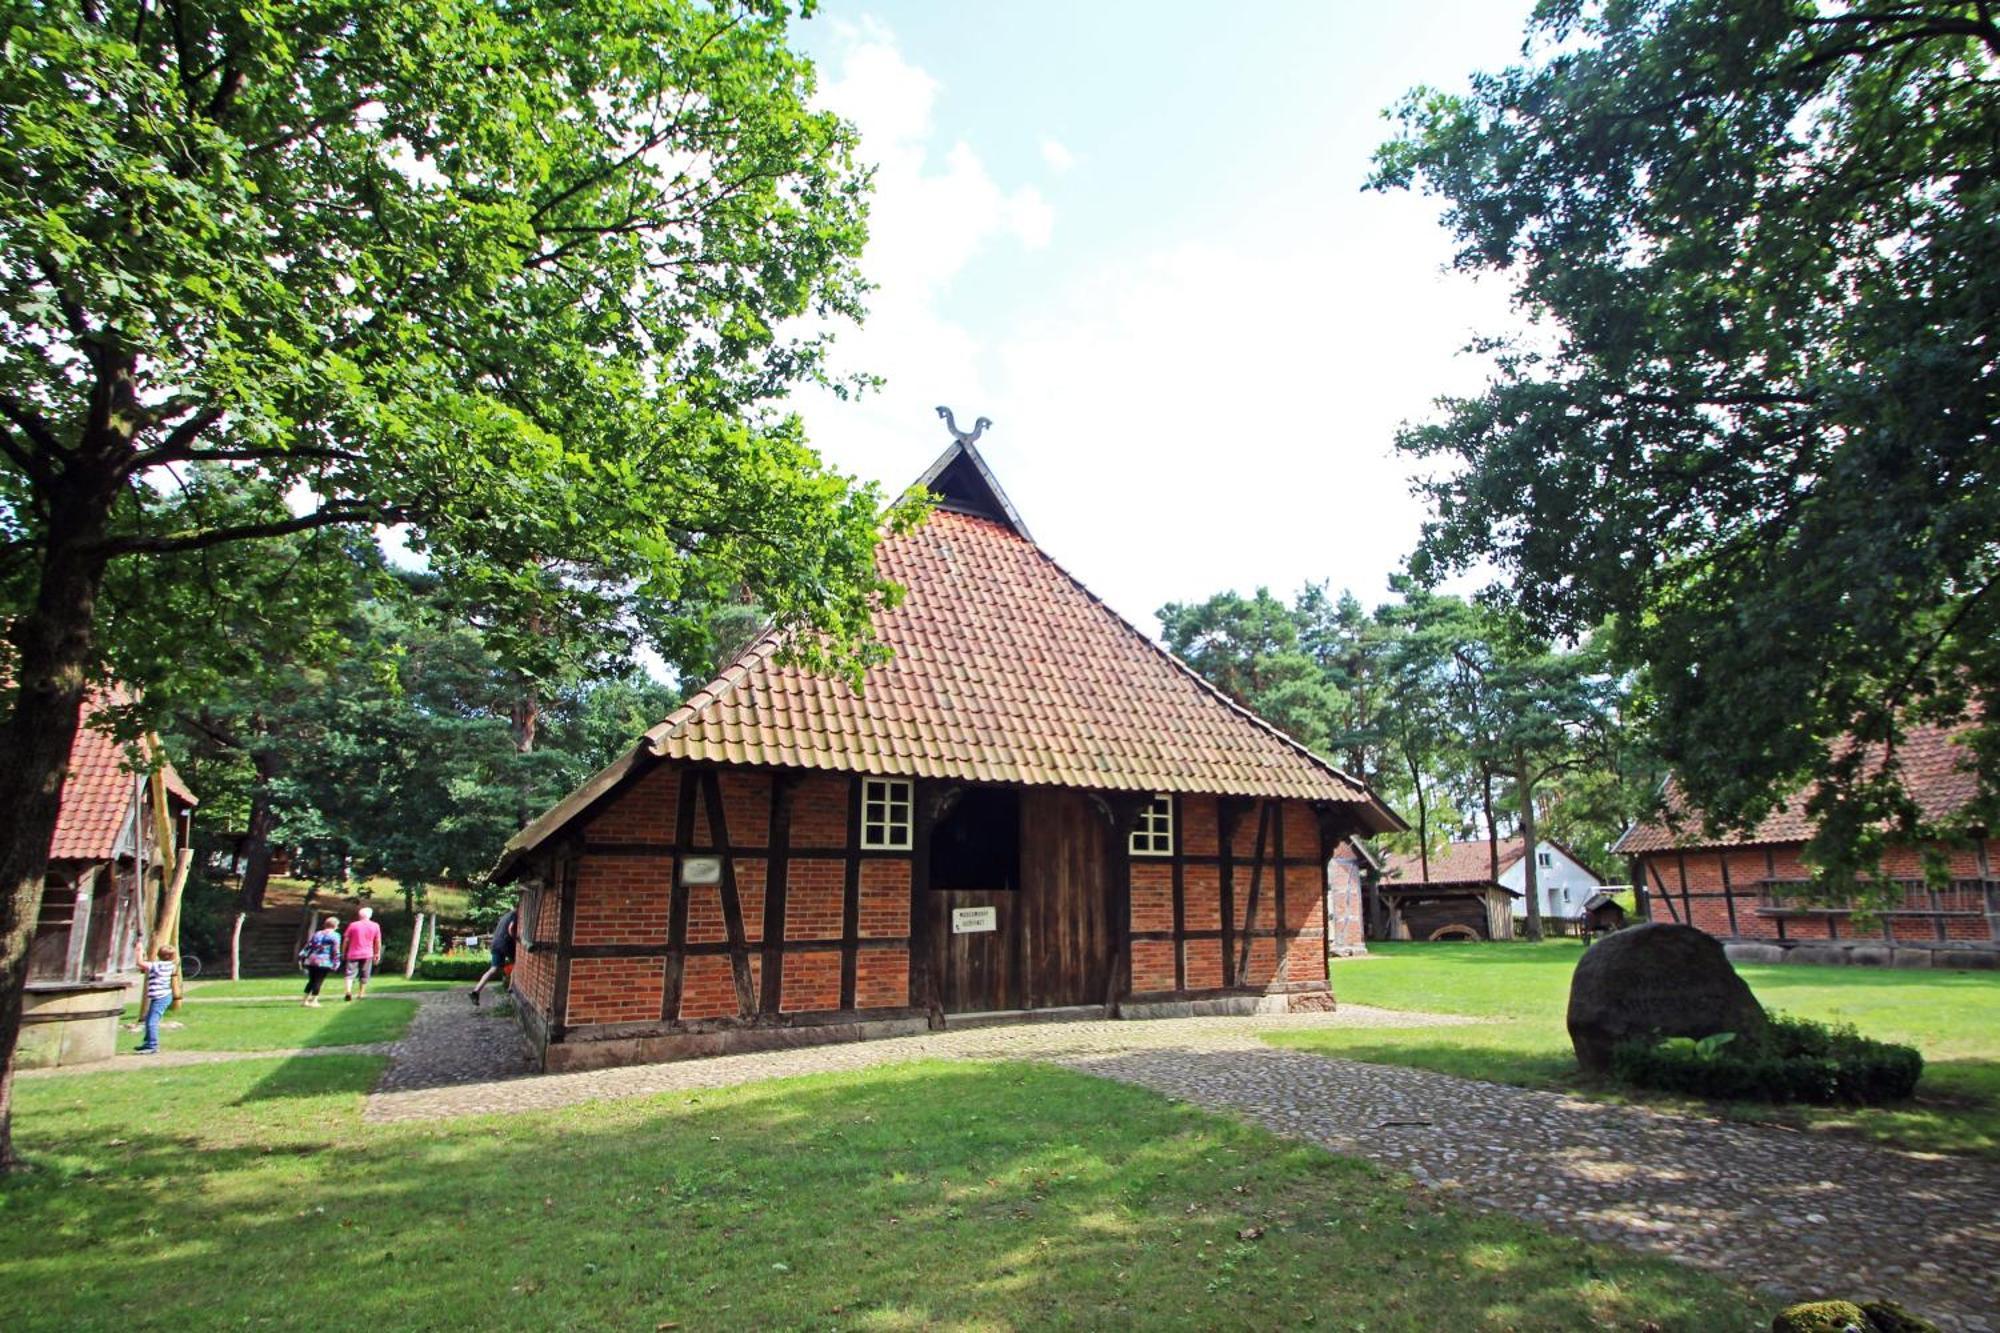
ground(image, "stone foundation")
xmin=1723 ymin=939 xmax=1999 ymax=970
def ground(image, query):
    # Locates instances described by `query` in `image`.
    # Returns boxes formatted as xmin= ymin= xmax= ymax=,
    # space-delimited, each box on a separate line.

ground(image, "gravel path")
xmin=361 ymin=998 xmax=2000 ymax=1330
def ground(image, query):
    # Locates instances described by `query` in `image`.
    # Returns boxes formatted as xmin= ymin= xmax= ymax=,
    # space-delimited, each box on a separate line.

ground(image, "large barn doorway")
xmin=928 ymin=786 xmax=1023 ymax=1013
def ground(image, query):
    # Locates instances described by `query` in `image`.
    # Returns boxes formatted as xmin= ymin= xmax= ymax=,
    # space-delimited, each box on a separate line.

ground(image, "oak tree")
xmin=0 ymin=0 xmax=903 ymax=1168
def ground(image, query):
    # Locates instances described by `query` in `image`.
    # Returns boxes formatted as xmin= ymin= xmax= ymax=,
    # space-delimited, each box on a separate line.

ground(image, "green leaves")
xmin=1375 ymin=0 xmax=2000 ymax=891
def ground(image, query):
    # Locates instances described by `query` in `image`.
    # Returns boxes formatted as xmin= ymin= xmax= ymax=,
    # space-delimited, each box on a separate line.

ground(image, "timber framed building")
xmin=1615 ymin=721 xmax=1997 ymax=967
xmin=495 ymin=433 xmax=1400 ymax=1070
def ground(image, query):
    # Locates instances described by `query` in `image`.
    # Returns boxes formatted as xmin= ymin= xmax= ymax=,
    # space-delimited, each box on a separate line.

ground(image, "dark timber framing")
xmin=520 ymin=759 xmax=1361 ymax=1063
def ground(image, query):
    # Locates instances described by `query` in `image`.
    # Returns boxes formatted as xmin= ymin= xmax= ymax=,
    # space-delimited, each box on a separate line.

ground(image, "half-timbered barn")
xmin=493 ymin=432 xmax=1401 ymax=1070
xmin=1615 ymin=720 xmax=1997 ymax=967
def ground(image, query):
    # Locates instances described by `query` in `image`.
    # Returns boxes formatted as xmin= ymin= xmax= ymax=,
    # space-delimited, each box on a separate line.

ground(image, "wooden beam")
xmin=659 ymin=767 xmax=699 ymax=1024
xmin=760 ymin=773 xmax=797 ymax=1015
xmin=700 ymin=771 xmax=758 ymax=1018
xmin=840 ymin=774 xmax=864 ymax=1012
xmin=1171 ymin=793 xmax=1186 ymax=993
xmin=1235 ymin=802 xmax=1271 ymax=983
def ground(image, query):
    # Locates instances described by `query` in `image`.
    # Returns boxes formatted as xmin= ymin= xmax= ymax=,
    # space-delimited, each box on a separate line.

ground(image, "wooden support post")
xmin=404 ymin=913 xmax=424 ymax=978
xmin=230 ymin=912 xmax=246 ymax=982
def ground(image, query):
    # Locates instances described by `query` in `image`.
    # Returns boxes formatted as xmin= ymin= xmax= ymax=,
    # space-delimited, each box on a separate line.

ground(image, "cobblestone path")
xmin=362 ymin=997 xmax=2000 ymax=1330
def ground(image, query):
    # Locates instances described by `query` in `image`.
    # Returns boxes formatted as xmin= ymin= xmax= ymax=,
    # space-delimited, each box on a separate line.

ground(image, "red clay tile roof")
xmin=650 ymin=507 xmax=1393 ymax=810
xmin=1382 ymin=836 xmax=1528 ymax=886
xmin=52 ymin=690 xmax=196 ymax=863
xmin=1613 ymin=719 xmax=1982 ymax=855
xmin=499 ymin=444 xmax=1398 ymax=876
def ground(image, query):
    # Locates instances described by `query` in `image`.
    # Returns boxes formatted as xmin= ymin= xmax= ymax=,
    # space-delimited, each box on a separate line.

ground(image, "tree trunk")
xmin=0 ymin=473 xmax=117 ymax=1171
xmin=1516 ymin=753 xmax=1544 ymax=942
xmin=236 ymin=748 xmax=281 ymax=911
xmin=1481 ymin=764 xmax=1500 ymax=884
xmin=1406 ymin=750 xmax=1430 ymax=883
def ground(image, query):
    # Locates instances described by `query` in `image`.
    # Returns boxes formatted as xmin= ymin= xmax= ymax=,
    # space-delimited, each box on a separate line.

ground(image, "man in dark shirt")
xmin=470 ymin=907 xmax=518 ymax=1006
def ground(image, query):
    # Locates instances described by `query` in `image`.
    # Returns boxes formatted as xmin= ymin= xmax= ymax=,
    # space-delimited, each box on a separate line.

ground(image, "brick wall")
xmin=1640 ymin=840 xmax=1997 ymax=945
xmin=1130 ymin=861 xmax=1174 ymax=932
xmin=591 ymin=766 xmax=677 ymax=843
xmin=855 ymin=946 xmax=909 ymax=1009
xmin=780 ymin=948 xmax=841 ymax=1012
xmin=785 ymin=858 xmax=845 ymax=940
xmin=543 ymin=765 xmax=1351 ymax=1045
xmin=567 ymin=956 xmax=664 ymax=1025
xmin=790 ymin=774 xmax=848 ymax=849
xmin=572 ymin=857 xmax=670 ymax=946
xmin=858 ymin=860 xmax=909 ymax=938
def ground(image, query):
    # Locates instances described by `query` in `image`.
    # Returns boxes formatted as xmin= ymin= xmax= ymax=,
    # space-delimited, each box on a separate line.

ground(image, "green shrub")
xmin=1772 ymin=1301 xmax=1868 ymax=1333
xmin=414 ymin=953 xmax=490 ymax=981
xmin=1612 ymin=1014 xmax=1922 ymax=1106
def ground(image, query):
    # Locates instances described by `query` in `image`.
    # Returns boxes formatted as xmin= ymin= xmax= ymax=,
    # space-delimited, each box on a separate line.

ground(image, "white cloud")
xmin=798 ymin=19 xmax=1516 ymax=631
xmin=801 ymin=23 xmax=1054 ymax=491
xmin=1041 ymin=138 xmax=1077 ymax=173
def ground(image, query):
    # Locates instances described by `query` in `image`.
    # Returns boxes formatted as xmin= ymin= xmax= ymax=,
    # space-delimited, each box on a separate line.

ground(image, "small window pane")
xmin=860 ymin=779 xmax=913 ymax=850
xmin=1129 ymin=793 xmax=1173 ymax=856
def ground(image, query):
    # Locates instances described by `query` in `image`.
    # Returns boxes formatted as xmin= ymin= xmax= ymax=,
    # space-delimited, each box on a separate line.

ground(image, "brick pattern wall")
xmin=718 ymin=771 xmax=771 ymax=847
xmin=1130 ymin=938 xmax=1176 ymax=992
xmin=785 ymin=858 xmax=845 ymax=940
xmin=567 ymin=956 xmax=664 ymax=1025
xmin=591 ymin=766 xmax=677 ymax=843
xmin=1640 ymin=842 xmax=1996 ymax=944
xmin=1124 ymin=796 xmax=1330 ymax=996
xmin=855 ymin=946 xmax=909 ymax=1009
xmin=781 ymin=949 xmax=841 ymax=1012
xmin=514 ymin=879 xmax=559 ymax=1018
xmin=572 ymin=857 xmax=670 ymax=946
xmin=1130 ymin=861 xmax=1174 ymax=932
xmin=790 ymin=774 xmax=848 ymax=849
xmin=858 ymin=860 xmax=910 ymax=938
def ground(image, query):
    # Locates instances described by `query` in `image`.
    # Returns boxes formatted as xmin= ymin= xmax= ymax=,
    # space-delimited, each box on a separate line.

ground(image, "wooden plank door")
xmin=1020 ymin=789 xmax=1111 ymax=1007
xmin=930 ymin=889 xmax=1020 ymax=1012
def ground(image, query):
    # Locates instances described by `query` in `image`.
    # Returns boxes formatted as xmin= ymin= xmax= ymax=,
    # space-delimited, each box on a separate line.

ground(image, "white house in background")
xmin=1496 ymin=837 xmax=1606 ymax=922
xmin=1388 ymin=834 xmax=1607 ymax=924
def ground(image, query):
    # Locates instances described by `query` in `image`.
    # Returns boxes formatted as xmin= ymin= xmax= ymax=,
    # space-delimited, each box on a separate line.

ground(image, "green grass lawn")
xmin=1274 ymin=941 xmax=2000 ymax=1158
xmin=1 ymin=1054 xmax=1766 ymax=1331
xmin=118 ymin=996 xmax=418 ymax=1051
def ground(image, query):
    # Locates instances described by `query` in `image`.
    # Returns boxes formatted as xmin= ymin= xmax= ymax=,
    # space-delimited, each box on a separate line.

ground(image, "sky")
xmin=784 ymin=1 xmax=1539 ymax=635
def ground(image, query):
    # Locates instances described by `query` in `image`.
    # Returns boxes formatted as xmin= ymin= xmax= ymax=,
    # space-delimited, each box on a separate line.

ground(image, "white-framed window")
xmin=860 ymin=778 xmax=914 ymax=850
xmin=1129 ymin=793 xmax=1174 ymax=856
xmin=1537 ymin=849 xmax=1553 ymax=869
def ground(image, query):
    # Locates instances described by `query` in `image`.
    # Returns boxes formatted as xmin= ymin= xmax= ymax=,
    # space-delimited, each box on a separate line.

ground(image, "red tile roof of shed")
xmin=1382 ymin=836 xmax=1529 ymax=886
xmin=1613 ymin=719 xmax=1981 ymax=855
xmin=52 ymin=690 xmax=196 ymax=863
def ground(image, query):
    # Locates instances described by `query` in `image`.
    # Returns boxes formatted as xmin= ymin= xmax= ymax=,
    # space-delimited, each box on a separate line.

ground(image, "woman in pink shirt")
xmin=342 ymin=906 xmax=383 ymax=1001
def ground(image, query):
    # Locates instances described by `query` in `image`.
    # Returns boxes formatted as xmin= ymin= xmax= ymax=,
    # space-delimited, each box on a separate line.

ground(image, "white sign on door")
xmin=951 ymin=906 xmax=997 ymax=934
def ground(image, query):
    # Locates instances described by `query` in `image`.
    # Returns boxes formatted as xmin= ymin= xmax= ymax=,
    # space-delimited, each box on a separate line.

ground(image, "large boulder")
xmin=1567 ymin=922 xmax=1768 ymax=1073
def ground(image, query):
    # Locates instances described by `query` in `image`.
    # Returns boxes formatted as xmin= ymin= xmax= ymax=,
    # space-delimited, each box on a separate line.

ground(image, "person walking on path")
xmin=299 ymin=915 xmax=342 ymax=1007
xmin=134 ymin=946 xmax=180 ymax=1054
xmin=342 ymin=907 xmax=383 ymax=1002
xmin=470 ymin=907 xmax=517 ymax=1006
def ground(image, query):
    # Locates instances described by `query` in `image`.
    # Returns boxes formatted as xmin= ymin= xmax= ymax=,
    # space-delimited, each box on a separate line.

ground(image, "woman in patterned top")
xmin=298 ymin=915 xmax=342 ymax=1007
xmin=135 ymin=946 xmax=179 ymax=1054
